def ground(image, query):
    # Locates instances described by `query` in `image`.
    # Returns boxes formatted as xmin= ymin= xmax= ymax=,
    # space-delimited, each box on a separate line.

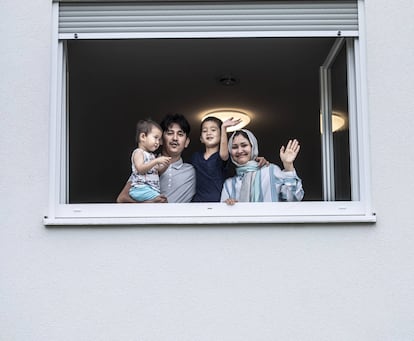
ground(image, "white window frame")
xmin=45 ymin=0 xmax=376 ymax=225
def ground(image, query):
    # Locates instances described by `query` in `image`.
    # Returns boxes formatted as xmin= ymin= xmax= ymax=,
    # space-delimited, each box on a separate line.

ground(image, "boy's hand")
xmin=222 ymin=117 xmax=242 ymax=130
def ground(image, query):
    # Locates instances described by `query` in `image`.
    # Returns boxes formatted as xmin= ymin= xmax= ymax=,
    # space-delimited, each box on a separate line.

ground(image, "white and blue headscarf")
xmin=228 ymin=129 xmax=263 ymax=202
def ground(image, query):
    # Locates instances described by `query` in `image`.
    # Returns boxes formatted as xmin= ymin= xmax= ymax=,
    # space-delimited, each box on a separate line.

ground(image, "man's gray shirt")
xmin=160 ymin=158 xmax=196 ymax=203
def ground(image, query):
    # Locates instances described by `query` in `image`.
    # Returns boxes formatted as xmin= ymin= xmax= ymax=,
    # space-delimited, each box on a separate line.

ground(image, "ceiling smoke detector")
xmin=217 ymin=74 xmax=239 ymax=86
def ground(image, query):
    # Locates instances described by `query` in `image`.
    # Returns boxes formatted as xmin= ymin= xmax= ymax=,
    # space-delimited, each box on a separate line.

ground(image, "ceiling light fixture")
xmin=201 ymin=109 xmax=251 ymax=132
xmin=217 ymin=73 xmax=239 ymax=86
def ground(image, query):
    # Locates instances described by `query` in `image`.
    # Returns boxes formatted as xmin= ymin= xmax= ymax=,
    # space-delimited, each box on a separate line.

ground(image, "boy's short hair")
xmin=160 ymin=113 xmax=191 ymax=136
xmin=136 ymin=119 xmax=162 ymax=143
xmin=200 ymin=116 xmax=223 ymax=131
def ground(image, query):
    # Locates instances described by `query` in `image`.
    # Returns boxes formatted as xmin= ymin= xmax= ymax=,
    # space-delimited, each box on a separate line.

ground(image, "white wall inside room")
xmin=1 ymin=1 xmax=414 ymax=341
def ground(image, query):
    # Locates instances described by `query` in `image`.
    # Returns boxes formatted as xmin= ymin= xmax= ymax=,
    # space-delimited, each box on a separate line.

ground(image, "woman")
xmin=221 ymin=129 xmax=304 ymax=204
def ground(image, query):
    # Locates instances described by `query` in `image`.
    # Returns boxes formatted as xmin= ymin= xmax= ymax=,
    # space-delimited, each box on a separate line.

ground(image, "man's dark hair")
xmin=160 ymin=113 xmax=191 ymax=136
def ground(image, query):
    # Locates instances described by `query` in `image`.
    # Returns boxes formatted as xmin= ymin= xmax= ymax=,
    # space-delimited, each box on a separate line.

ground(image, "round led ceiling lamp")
xmin=201 ymin=109 xmax=251 ymax=132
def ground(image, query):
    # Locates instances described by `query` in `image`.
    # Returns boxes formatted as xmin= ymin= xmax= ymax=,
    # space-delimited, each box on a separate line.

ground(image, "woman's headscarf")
xmin=228 ymin=129 xmax=262 ymax=202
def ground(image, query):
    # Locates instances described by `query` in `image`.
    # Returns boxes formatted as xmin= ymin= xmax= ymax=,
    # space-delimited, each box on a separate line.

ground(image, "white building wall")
xmin=1 ymin=0 xmax=414 ymax=340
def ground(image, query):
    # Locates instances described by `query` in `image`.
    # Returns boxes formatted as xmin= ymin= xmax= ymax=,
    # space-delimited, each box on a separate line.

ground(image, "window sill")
xmin=44 ymin=202 xmax=377 ymax=225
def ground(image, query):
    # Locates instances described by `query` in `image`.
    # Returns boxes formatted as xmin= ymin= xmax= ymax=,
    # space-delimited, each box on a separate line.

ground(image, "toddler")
xmin=129 ymin=119 xmax=171 ymax=202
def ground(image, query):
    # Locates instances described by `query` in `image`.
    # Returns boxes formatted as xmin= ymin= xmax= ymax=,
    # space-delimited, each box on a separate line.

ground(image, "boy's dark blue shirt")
xmin=191 ymin=151 xmax=228 ymax=202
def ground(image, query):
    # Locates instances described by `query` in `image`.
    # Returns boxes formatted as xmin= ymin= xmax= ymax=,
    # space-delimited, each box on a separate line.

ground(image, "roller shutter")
xmin=57 ymin=1 xmax=359 ymax=39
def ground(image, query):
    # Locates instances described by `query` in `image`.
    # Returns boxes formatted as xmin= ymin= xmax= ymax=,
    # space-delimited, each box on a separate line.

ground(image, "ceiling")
xmin=67 ymin=37 xmax=348 ymax=202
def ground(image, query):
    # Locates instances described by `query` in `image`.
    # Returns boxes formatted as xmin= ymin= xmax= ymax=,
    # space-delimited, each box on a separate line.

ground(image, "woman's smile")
xmin=231 ymin=134 xmax=252 ymax=164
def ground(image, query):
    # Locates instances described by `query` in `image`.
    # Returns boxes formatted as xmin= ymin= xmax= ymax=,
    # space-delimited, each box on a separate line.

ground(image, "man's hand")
xmin=255 ymin=156 xmax=269 ymax=168
xmin=116 ymin=182 xmax=168 ymax=203
xmin=151 ymin=195 xmax=168 ymax=203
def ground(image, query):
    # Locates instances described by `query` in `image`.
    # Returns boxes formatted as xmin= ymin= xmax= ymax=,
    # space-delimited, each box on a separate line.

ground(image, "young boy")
xmin=129 ymin=119 xmax=171 ymax=202
xmin=191 ymin=116 xmax=240 ymax=202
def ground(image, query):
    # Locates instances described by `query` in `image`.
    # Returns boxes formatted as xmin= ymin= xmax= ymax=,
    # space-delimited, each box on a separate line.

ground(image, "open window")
xmin=46 ymin=0 xmax=375 ymax=224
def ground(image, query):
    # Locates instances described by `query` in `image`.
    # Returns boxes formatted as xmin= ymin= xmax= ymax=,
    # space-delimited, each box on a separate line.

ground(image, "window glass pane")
xmin=331 ymin=44 xmax=351 ymax=200
xmin=67 ymin=38 xmax=341 ymax=203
